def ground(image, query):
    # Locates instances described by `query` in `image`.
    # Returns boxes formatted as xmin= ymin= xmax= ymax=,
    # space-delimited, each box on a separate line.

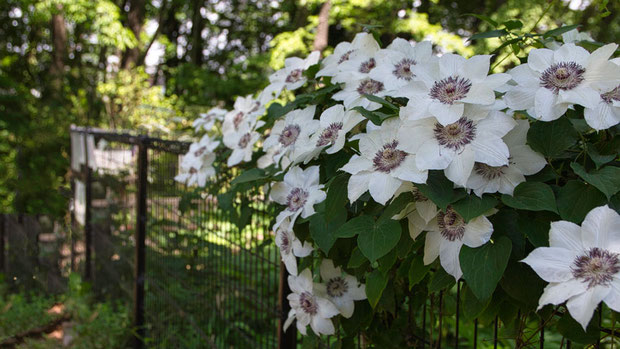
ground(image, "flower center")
xmin=540 ymin=62 xmax=586 ymax=93
xmin=412 ymin=187 xmax=427 ymax=202
xmin=285 ymin=69 xmax=303 ymax=84
xmin=316 ymin=122 xmax=343 ymax=147
xmin=437 ymin=207 xmax=465 ymax=241
xmin=326 ymin=277 xmax=349 ymax=298
xmin=299 ymin=292 xmax=318 ymax=315
xmin=601 ymin=86 xmax=620 ymax=104
xmin=338 ymin=50 xmax=354 ymax=64
xmin=429 ymin=76 xmax=472 ymax=104
xmin=189 ymin=167 xmax=198 ymax=174
xmin=279 ymin=232 xmax=292 ymax=254
xmin=373 ymin=140 xmax=407 ymax=173
xmin=572 ymin=248 xmax=620 ymax=289
xmin=286 ymin=187 xmax=309 ymax=211
xmin=194 ymin=146 xmax=207 ymax=157
xmin=357 ymin=78 xmax=385 ymax=95
xmin=233 ymin=112 xmax=245 ymax=130
xmin=474 ymin=162 xmax=508 ymax=180
xmin=392 ymin=58 xmax=417 ymax=81
xmin=279 ymin=124 xmax=301 ymax=147
xmin=359 ymin=58 xmax=376 ymax=73
xmin=237 ymin=133 xmax=252 ymax=149
xmin=433 ymin=117 xmax=477 ymax=151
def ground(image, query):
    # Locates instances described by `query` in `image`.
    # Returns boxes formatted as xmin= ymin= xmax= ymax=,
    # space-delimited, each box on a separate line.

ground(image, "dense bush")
xmin=176 ymin=23 xmax=620 ymax=347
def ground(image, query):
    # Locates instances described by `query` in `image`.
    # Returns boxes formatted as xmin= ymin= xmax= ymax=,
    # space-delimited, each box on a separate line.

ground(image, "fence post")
xmin=133 ymin=137 xmax=148 ymax=349
xmin=277 ymin=262 xmax=296 ymax=349
xmin=83 ymin=132 xmax=93 ymax=281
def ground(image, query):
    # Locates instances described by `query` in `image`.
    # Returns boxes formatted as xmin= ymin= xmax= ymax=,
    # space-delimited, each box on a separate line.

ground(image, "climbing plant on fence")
xmin=175 ymin=22 xmax=620 ymax=347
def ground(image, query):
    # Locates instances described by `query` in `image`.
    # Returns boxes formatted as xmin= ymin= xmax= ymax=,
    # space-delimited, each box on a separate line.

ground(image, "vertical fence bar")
xmin=539 ymin=322 xmax=544 ymax=349
xmin=473 ymin=318 xmax=478 ymax=349
xmin=0 ymin=214 xmax=5 ymax=274
xmin=494 ymin=316 xmax=499 ymax=349
xmin=278 ymin=262 xmax=296 ymax=349
xmin=455 ymin=281 xmax=460 ymax=349
xmin=133 ymin=137 xmax=148 ymax=349
xmin=83 ymin=132 xmax=93 ymax=281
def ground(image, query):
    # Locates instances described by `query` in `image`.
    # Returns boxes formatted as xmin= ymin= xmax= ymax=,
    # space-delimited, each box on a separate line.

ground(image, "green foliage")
xmin=460 ymin=236 xmax=512 ymax=301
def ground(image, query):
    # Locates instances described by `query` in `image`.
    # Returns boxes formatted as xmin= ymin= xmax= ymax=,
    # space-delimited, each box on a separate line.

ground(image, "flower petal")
xmin=567 ymin=285 xmax=610 ymax=330
xmin=549 ymin=221 xmax=583 ymax=251
xmin=424 ymin=231 xmax=442 ymax=265
xmin=581 ymin=205 xmax=620 ymax=252
xmin=522 ymin=247 xmax=579 ymax=282
xmin=462 ymin=215 xmax=493 ymax=248
xmin=537 ymin=279 xmax=587 ymax=310
xmin=439 ymin=239 xmax=464 ymax=280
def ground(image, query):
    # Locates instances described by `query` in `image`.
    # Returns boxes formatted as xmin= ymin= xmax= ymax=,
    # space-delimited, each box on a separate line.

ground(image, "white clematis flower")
xmin=396 ymin=53 xmax=510 ymax=125
xmin=546 ymin=28 xmax=595 ymax=50
xmin=424 ymin=206 xmax=494 ymax=280
xmin=315 ymin=259 xmax=366 ymax=318
xmin=222 ymin=94 xmax=265 ymax=136
xmin=465 ymin=119 xmax=546 ymax=196
xmin=262 ymin=106 xmax=319 ymax=167
xmin=341 ymin=118 xmax=428 ymax=205
xmin=504 ymin=43 xmax=620 ymax=121
xmin=284 ymin=269 xmax=340 ymax=336
xmin=522 ymin=205 xmax=620 ymax=330
xmin=297 ymin=105 xmax=365 ymax=163
xmin=369 ymin=39 xmax=434 ymax=92
xmin=193 ymin=107 xmax=227 ymax=132
xmin=584 ymin=59 xmax=620 ymax=130
xmin=174 ymin=135 xmax=220 ymax=187
xmin=270 ymin=165 xmax=326 ymax=230
xmin=393 ymin=183 xmax=439 ymax=240
xmin=222 ymin=122 xmax=261 ymax=167
xmin=316 ymin=32 xmax=380 ymax=78
xmin=398 ymin=111 xmax=516 ymax=187
xmin=275 ymin=218 xmax=314 ymax=276
xmin=267 ymin=51 xmax=321 ymax=93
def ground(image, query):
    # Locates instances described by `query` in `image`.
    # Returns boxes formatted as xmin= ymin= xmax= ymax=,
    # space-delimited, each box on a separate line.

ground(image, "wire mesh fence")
xmin=40 ymin=126 xmax=619 ymax=348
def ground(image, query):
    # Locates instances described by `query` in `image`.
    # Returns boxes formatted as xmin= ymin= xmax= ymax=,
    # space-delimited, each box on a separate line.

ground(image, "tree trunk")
xmin=50 ymin=7 xmax=67 ymax=92
xmin=313 ymin=0 xmax=331 ymax=52
xmin=188 ymin=0 xmax=205 ymax=64
xmin=122 ymin=0 xmax=146 ymax=69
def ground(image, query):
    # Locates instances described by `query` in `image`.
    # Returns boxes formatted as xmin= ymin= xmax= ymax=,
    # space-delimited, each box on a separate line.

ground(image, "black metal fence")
xmin=69 ymin=126 xmax=292 ymax=348
xmin=58 ymin=126 xmax=620 ymax=349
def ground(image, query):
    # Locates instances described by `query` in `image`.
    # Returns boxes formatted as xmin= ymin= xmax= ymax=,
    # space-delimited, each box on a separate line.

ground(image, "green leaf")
xmin=428 ymin=268 xmax=456 ymax=292
xmin=408 ymin=254 xmax=432 ymax=289
xmin=451 ymin=194 xmax=497 ymax=222
xmin=363 ymin=94 xmax=399 ymax=111
xmin=460 ymin=236 xmax=512 ymax=301
xmin=309 ymin=209 xmax=347 ymax=254
xmin=502 ymin=20 xmax=523 ymax=30
xmin=557 ymin=311 xmax=600 ymax=344
xmin=571 ymin=163 xmax=620 ymax=200
xmin=587 ymin=147 xmax=616 ymax=169
xmin=527 ymin=118 xmax=578 ymax=157
xmin=335 ymin=215 xmax=374 ymax=238
xmin=347 ymin=247 xmax=368 ymax=269
xmin=365 ymin=270 xmax=388 ymax=309
xmin=543 ymin=25 xmax=581 ymax=38
xmin=352 ymin=106 xmax=381 ymax=125
xmin=518 ymin=211 xmax=555 ymax=247
xmin=357 ymin=218 xmax=402 ymax=263
xmin=501 ymin=182 xmax=558 ymax=213
xmin=230 ymin=168 xmax=266 ymax=185
xmin=470 ymin=29 xmax=508 ymax=41
xmin=499 ymin=262 xmax=545 ymax=309
xmin=325 ymin=174 xmax=349 ymax=222
xmin=416 ymin=170 xmax=466 ymax=210
xmin=378 ymin=248 xmax=398 ymax=275
xmin=461 ymin=284 xmax=492 ymax=320
xmin=557 ymin=180 xmax=607 ymax=223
